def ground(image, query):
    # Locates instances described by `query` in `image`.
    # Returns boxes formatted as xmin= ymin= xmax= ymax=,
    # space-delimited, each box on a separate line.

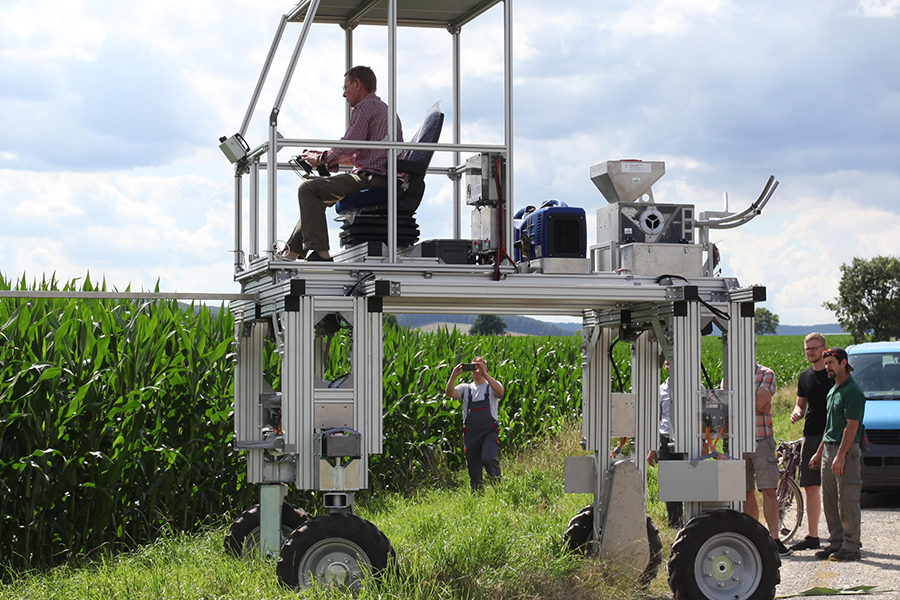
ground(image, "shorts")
xmin=744 ymin=435 xmax=779 ymax=491
xmin=798 ymin=434 xmax=823 ymax=487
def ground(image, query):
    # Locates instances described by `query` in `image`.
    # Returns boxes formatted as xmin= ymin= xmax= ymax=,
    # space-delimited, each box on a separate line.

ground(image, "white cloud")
xmin=857 ymin=0 xmax=900 ymax=17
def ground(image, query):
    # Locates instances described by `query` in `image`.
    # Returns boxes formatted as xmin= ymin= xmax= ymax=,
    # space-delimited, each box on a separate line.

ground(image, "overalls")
xmin=463 ymin=385 xmax=501 ymax=490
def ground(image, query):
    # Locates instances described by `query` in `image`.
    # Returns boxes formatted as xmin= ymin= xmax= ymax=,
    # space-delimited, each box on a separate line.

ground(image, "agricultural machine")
xmin=218 ymin=1 xmax=781 ymax=598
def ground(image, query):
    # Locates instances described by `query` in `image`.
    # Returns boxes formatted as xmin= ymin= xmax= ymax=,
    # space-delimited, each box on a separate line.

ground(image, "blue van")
xmin=846 ymin=342 xmax=900 ymax=491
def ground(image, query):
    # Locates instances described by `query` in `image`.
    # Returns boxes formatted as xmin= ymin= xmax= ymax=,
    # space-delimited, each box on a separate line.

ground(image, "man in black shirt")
xmin=788 ymin=332 xmax=834 ymax=551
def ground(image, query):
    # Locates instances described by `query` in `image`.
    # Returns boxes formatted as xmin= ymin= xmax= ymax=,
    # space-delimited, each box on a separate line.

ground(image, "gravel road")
xmin=774 ymin=490 xmax=900 ymax=598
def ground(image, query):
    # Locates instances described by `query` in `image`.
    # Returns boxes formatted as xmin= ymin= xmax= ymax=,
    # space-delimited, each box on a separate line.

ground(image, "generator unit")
xmin=514 ymin=199 xmax=587 ymax=262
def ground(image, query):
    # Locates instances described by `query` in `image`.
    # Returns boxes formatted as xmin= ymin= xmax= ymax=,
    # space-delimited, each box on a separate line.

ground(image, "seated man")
xmin=283 ymin=66 xmax=403 ymax=261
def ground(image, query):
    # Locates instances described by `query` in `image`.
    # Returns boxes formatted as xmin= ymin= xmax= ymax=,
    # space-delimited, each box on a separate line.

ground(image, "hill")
xmin=396 ymin=314 xmax=580 ymax=336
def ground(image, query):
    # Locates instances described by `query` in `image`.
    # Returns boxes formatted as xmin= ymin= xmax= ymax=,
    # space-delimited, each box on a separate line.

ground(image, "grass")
xmin=1 ymin=372 xmax=813 ymax=600
xmin=1 ymin=425 xmax=676 ymax=600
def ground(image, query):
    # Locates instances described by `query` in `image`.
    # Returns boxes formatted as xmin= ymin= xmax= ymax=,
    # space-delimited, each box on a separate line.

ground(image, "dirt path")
xmin=775 ymin=490 xmax=900 ymax=599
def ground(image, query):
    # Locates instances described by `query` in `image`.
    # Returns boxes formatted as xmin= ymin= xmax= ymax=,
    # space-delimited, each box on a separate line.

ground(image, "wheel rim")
xmin=298 ymin=537 xmax=372 ymax=590
xmin=241 ymin=525 xmax=293 ymax=558
xmin=693 ymin=532 xmax=764 ymax=600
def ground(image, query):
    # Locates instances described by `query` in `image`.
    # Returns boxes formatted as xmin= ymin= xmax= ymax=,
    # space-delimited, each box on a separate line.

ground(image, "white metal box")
xmin=620 ymin=243 xmax=702 ymax=277
xmin=657 ymin=459 xmax=746 ymax=502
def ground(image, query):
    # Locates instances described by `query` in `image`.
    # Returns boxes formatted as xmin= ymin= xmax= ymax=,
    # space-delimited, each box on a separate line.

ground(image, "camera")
xmin=462 ymin=363 xmax=476 ymax=371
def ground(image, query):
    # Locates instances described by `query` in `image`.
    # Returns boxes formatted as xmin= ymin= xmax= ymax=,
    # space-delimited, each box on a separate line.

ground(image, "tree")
xmin=823 ymin=255 xmax=900 ymax=344
xmin=755 ymin=307 xmax=780 ymax=335
xmin=470 ymin=314 xmax=506 ymax=336
xmin=383 ymin=313 xmax=399 ymax=330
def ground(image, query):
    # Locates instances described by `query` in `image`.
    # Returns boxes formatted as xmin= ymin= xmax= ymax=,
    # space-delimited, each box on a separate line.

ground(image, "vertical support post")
xmin=233 ymin=168 xmax=243 ymax=272
xmin=633 ymin=332 xmax=659 ymax=484
xmin=725 ymin=300 xmax=757 ymax=463
xmin=345 ymin=26 xmax=353 ymax=128
xmin=282 ymin=304 xmax=316 ymax=490
xmin=582 ymin=314 xmax=613 ymax=543
xmin=259 ymin=484 xmax=285 ymax=558
xmin=235 ymin=320 xmax=266 ymax=482
xmin=386 ymin=0 xmax=398 ymax=261
xmin=451 ymin=27 xmax=462 ymax=240
xmin=502 ymin=0 xmax=515 ymax=248
xmin=249 ymin=161 xmax=259 ymax=260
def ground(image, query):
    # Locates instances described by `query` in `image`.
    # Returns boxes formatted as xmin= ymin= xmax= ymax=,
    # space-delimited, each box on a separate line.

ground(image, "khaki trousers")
xmin=285 ymin=172 xmax=388 ymax=254
xmin=821 ymin=442 xmax=862 ymax=552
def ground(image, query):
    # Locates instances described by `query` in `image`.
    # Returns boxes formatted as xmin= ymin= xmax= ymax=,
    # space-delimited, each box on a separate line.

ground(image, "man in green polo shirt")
xmin=809 ymin=347 xmax=866 ymax=562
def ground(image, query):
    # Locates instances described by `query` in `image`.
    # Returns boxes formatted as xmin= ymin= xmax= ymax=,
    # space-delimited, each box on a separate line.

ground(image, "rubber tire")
xmin=562 ymin=505 xmax=663 ymax=588
xmin=224 ymin=502 xmax=309 ymax=558
xmin=668 ymin=509 xmax=781 ymax=600
xmin=276 ymin=513 xmax=395 ymax=590
xmin=778 ymin=478 xmax=804 ymax=543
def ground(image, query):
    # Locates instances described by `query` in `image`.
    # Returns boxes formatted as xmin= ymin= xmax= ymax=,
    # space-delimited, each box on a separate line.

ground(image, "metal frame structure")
xmin=214 ymin=1 xmax=782 ymax=596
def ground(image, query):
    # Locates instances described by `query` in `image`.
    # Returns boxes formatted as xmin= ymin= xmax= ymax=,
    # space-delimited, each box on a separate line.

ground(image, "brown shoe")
xmin=815 ymin=544 xmax=841 ymax=560
xmin=789 ymin=536 xmax=821 ymax=551
xmin=828 ymin=549 xmax=861 ymax=562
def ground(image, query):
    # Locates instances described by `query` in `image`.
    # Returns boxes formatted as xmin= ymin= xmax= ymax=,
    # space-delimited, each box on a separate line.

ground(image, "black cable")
xmin=609 ymin=337 xmax=625 ymax=393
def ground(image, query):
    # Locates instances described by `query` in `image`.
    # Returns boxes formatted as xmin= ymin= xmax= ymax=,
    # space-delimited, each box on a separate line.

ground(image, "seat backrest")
xmin=398 ymin=101 xmax=444 ymax=172
xmin=335 ymin=102 xmax=444 ymax=216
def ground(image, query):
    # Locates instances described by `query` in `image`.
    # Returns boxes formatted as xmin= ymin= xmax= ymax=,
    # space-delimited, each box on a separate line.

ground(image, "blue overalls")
xmin=463 ymin=385 xmax=501 ymax=490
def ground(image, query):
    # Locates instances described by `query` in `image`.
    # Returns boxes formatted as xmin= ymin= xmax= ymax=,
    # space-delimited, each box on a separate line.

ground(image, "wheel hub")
xmin=694 ymin=533 xmax=762 ymax=600
xmin=299 ymin=538 xmax=371 ymax=590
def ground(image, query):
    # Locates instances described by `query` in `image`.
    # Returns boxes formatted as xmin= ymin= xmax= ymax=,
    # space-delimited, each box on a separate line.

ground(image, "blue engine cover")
xmin=514 ymin=200 xmax=587 ymax=262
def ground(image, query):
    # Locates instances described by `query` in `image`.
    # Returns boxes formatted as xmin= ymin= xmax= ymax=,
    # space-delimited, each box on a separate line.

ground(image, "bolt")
xmin=732 ymin=576 xmax=740 ymax=582
xmin=718 ymin=582 xmax=725 ymax=588
xmin=735 ymin=559 xmax=742 ymax=565
xmin=707 ymin=554 xmax=714 ymax=561
xmin=704 ymin=571 xmax=712 ymax=578
xmin=723 ymin=549 xmax=729 ymax=555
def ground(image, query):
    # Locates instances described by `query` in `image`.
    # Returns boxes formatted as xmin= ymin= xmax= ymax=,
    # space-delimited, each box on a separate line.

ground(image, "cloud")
xmin=2 ymin=0 xmax=900 ymax=328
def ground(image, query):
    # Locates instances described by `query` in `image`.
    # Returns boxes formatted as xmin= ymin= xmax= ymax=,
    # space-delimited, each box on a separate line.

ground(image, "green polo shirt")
xmin=823 ymin=376 xmax=866 ymax=444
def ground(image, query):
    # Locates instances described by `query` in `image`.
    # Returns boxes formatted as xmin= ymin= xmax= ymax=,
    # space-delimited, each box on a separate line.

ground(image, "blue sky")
xmin=2 ymin=0 xmax=899 ymax=325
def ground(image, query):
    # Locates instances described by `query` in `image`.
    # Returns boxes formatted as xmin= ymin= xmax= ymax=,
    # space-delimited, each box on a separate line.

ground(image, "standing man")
xmin=445 ymin=357 xmax=505 ymax=491
xmin=744 ymin=363 xmax=792 ymax=556
xmin=788 ymin=333 xmax=833 ymax=551
xmin=810 ymin=348 xmax=866 ymax=562
xmin=283 ymin=66 xmax=403 ymax=261
xmin=647 ymin=360 xmax=684 ymax=528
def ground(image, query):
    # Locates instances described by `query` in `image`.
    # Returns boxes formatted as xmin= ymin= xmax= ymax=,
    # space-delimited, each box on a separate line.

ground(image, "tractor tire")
xmin=668 ymin=509 xmax=780 ymax=600
xmin=276 ymin=513 xmax=395 ymax=590
xmin=224 ymin=502 xmax=309 ymax=558
xmin=562 ymin=504 xmax=663 ymax=587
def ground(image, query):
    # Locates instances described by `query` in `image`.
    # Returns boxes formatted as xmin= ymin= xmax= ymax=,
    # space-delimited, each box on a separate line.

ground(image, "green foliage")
xmin=823 ymin=255 xmax=900 ymax=343
xmin=470 ymin=314 xmax=506 ymax=336
xmin=0 ymin=273 xmax=252 ymax=571
xmin=755 ymin=307 xmax=780 ymax=335
xmin=0 ymin=432 xmax=659 ymax=600
xmin=372 ymin=327 xmax=583 ymax=490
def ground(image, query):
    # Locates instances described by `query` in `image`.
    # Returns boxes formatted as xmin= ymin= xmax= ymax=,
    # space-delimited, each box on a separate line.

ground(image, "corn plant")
xmin=0 ymin=273 xmax=251 ymax=570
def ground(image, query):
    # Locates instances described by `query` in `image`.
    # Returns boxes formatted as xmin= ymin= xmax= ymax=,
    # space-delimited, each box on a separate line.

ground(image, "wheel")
xmin=562 ymin=505 xmax=663 ymax=588
xmin=224 ymin=502 xmax=309 ymax=558
xmin=777 ymin=478 xmax=804 ymax=543
xmin=562 ymin=504 xmax=594 ymax=554
xmin=668 ymin=509 xmax=781 ymax=600
xmin=276 ymin=513 xmax=395 ymax=590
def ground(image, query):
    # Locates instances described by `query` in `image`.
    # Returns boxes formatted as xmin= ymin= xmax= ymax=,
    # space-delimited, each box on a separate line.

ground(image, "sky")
xmin=2 ymin=0 xmax=899 ymax=326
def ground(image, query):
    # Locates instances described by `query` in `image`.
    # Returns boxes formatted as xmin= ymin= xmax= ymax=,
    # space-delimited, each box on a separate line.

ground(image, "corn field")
xmin=0 ymin=274 xmax=246 ymax=571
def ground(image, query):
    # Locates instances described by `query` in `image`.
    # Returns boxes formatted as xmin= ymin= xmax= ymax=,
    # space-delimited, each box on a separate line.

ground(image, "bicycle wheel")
xmin=777 ymin=477 xmax=804 ymax=543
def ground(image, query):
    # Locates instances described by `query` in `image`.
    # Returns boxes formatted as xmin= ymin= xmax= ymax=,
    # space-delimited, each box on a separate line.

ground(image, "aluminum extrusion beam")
xmin=0 ymin=291 xmax=256 ymax=301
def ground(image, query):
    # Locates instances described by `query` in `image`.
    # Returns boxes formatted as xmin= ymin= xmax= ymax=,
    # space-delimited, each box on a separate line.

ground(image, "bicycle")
xmin=775 ymin=438 xmax=805 ymax=543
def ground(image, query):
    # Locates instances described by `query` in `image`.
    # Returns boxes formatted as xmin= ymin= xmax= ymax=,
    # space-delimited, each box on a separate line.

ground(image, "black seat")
xmin=334 ymin=102 xmax=444 ymax=248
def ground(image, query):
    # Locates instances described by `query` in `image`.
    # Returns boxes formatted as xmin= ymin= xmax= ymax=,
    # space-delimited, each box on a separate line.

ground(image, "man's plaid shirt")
xmin=320 ymin=92 xmax=403 ymax=177
xmin=755 ymin=364 xmax=777 ymax=440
